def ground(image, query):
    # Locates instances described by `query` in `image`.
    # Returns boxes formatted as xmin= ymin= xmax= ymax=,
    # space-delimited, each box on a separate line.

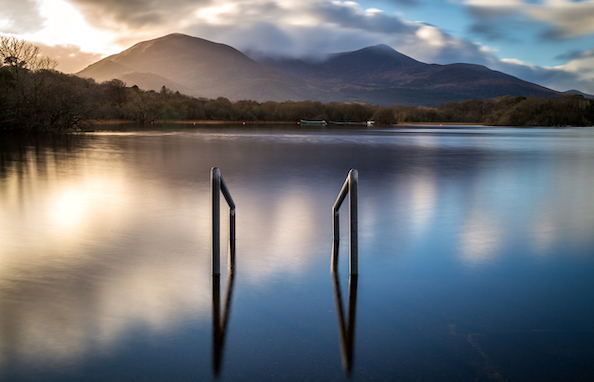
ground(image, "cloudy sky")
xmin=1 ymin=0 xmax=594 ymax=93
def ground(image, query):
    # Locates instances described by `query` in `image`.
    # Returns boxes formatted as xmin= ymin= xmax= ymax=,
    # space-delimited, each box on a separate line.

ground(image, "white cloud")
xmin=464 ymin=0 xmax=594 ymax=39
xmin=486 ymin=55 xmax=594 ymax=94
xmin=465 ymin=0 xmax=524 ymax=17
xmin=0 ymin=0 xmax=44 ymax=34
xmin=529 ymin=0 xmax=594 ymax=39
xmin=557 ymin=54 xmax=594 ymax=91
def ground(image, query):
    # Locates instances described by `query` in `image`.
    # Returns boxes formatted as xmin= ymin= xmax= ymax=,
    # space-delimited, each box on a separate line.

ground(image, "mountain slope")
xmin=78 ymin=33 xmax=560 ymax=106
xmin=78 ymin=33 xmax=308 ymax=101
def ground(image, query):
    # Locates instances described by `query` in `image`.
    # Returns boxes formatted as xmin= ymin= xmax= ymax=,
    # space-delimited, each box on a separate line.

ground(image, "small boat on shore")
xmin=328 ymin=120 xmax=375 ymax=126
xmin=299 ymin=119 xmax=327 ymax=125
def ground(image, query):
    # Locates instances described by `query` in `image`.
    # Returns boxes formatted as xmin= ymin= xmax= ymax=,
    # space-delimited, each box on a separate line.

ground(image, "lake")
xmin=1 ymin=124 xmax=594 ymax=381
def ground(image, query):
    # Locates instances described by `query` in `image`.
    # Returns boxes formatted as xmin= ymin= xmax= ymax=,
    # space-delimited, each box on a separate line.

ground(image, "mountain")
xmin=77 ymin=33 xmax=308 ymax=101
xmin=78 ymin=33 xmax=560 ymax=107
xmin=257 ymin=44 xmax=424 ymax=85
xmin=258 ymin=45 xmax=558 ymax=102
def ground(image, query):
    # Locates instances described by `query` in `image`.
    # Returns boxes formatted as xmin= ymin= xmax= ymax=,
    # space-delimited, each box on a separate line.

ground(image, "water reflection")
xmin=2 ymin=127 xmax=594 ymax=381
xmin=332 ymin=242 xmax=359 ymax=375
xmin=212 ymin=247 xmax=236 ymax=377
xmin=0 ymin=132 xmax=213 ymax=374
xmin=212 ymin=273 xmax=235 ymax=377
xmin=332 ymin=272 xmax=358 ymax=374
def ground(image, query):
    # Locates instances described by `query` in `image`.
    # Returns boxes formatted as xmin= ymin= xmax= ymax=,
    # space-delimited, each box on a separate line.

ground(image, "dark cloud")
xmin=427 ymin=43 xmax=490 ymax=66
xmin=69 ymin=0 xmax=211 ymax=28
xmin=465 ymin=5 xmax=516 ymax=19
xmin=314 ymin=2 xmax=417 ymax=34
xmin=220 ymin=22 xmax=297 ymax=58
xmin=469 ymin=23 xmax=506 ymax=41
xmin=0 ymin=0 xmax=44 ymax=34
xmin=185 ymin=21 xmax=381 ymax=59
xmin=539 ymin=27 xmax=568 ymax=41
xmin=386 ymin=0 xmax=421 ymax=6
xmin=556 ymin=48 xmax=594 ymax=61
xmin=468 ymin=21 xmax=523 ymax=43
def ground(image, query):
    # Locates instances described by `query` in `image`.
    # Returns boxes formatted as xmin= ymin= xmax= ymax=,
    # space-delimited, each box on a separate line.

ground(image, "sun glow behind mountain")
xmin=23 ymin=0 xmax=116 ymax=56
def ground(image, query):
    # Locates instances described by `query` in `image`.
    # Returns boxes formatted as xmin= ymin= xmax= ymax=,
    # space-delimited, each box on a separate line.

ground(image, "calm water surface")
xmin=1 ymin=125 xmax=594 ymax=381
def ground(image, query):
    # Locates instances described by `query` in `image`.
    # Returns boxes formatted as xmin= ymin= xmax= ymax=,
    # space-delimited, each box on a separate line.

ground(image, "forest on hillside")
xmin=2 ymin=38 xmax=594 ymax=131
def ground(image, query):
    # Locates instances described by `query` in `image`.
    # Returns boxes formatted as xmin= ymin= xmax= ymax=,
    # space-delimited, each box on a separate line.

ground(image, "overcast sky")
xmin=1 ymin=0 xmax=594 ymax=94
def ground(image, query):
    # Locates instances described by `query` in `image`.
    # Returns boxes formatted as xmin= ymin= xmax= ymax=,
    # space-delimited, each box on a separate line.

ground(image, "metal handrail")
xmin=332 ymin=169 xmax=358 ymax=275
xmin=211 ymin=167 xmax=236 ymax=276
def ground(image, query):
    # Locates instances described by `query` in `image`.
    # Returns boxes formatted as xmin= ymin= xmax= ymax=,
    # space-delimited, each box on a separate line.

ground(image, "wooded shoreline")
xmin=3 ymin=66 xmax=593 ymax=132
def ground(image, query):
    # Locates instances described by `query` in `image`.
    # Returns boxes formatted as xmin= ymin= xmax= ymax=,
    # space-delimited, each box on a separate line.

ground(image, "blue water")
xmin=1 ymin=125 xmax=594 ymax=381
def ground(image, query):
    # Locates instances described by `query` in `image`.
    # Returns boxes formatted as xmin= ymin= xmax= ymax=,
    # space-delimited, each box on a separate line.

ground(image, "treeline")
xmin=2 ymin=38 xmax=594 ymax=131
xmin=394 ymin=95 xmax=594 ymax=126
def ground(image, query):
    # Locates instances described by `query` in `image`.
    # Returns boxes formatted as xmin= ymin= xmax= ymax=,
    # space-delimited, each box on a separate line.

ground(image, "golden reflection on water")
xmin=0 ymin=144 xmax=212 ymax=368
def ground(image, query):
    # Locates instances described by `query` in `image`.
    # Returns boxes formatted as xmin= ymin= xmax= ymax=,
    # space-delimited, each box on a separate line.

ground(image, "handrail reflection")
xmin=332 ymin=241 xmax=359 ymax=375
xmin=212 ymin=246 xmax=236 ymax=377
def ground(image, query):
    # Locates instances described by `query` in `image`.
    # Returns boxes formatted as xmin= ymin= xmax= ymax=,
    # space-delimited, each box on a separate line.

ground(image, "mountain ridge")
xmin=77 ymin=33 xmax=562 ymax=106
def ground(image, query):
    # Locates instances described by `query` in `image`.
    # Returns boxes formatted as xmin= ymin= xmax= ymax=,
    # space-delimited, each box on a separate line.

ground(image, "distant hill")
xmin=78 ymin=33 xmax=561 ymax=107
xmin=563 ymin=90 xmax=594 ymax=99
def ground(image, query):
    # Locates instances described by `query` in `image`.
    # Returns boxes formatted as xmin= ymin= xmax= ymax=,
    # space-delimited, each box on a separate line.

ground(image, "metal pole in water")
xmin=349 ymin=169 xmax=358 ymax=275
xmin=333 ymin=209 xmax=340 ymax=242
xmin=211 ymin=167 xmax=221 ymax=276
xmin=332 ymin=169 xmax=358 ymax=275
xmin=210 ymin=167 xmax=237 ymax=375
xmin=220 ymin=174 xmax=236 ymax=272
xmin=331 ymin=239 xmax=340 ymax=273
xmin=228 ymin=208 xmax=236 ymax=271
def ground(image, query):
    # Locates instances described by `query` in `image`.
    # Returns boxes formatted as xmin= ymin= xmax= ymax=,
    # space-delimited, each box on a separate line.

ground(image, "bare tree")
xmin=0 ymin=36 xmax=57 ymax=71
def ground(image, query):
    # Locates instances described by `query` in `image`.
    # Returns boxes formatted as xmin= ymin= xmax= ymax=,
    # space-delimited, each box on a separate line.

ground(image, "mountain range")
xmin=77 ymin=33 xmax=561 ymax=107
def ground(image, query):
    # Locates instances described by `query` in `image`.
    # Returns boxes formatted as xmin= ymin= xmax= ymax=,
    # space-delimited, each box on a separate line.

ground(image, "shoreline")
xmin=89 ymin=119 xmax=299 ymax=125
xmin=399 ymin=121 xmax=485 ymax=126
xmin=89 ymin=119 xmax=485 ymax=126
